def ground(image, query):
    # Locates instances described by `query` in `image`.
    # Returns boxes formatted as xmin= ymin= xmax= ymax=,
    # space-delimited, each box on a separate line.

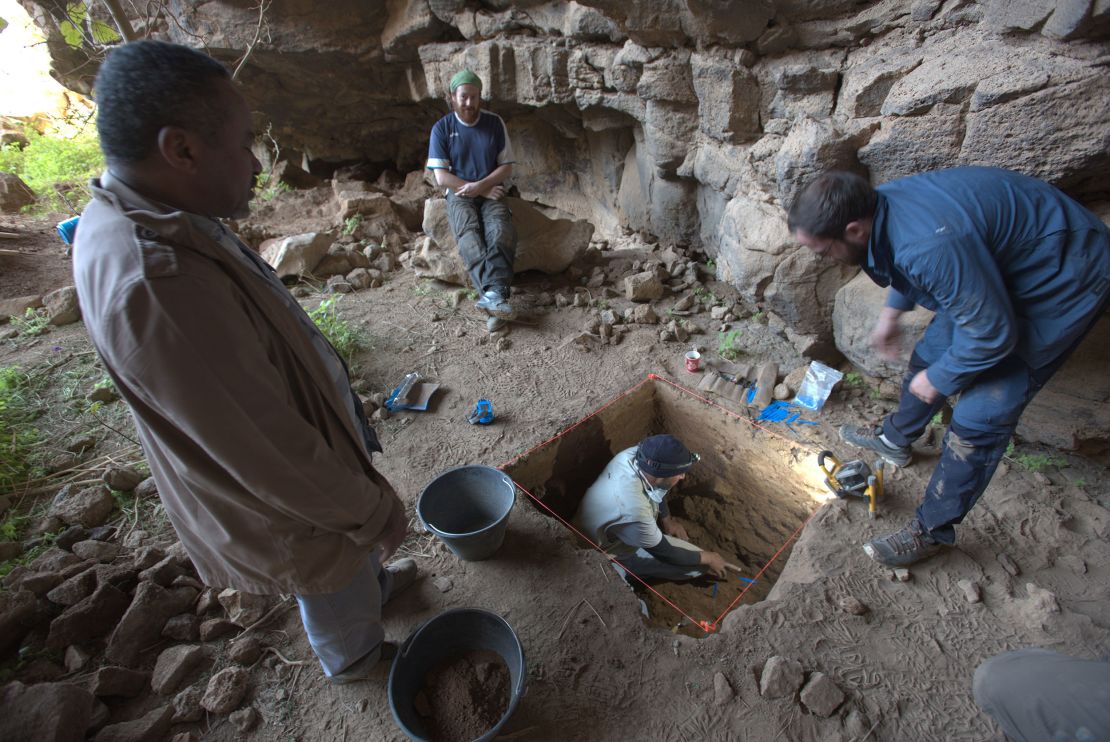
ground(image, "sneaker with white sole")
xmin=840 ymin=424 xmax=913 ymax=467
xmin=475 ymin=289 xmax=516 ymax=320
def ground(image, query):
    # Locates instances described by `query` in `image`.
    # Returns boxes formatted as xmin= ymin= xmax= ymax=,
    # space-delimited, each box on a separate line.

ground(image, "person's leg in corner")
xmin=296 ymin=552 xmax=387 ymax=681
xmin=295 ymin=553 xmax=418 ymax=683
xmin=974 ymin=648 xmax=1110 ymax=741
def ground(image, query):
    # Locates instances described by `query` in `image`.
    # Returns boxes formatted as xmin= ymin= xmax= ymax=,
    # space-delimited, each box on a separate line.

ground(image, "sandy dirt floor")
xmin=1 ymin=197 xmax=1107 ymax=741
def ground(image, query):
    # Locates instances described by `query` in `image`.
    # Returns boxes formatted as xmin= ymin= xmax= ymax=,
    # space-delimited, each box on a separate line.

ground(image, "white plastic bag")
xmin=793 ymin=361 xmax=844 ymax=411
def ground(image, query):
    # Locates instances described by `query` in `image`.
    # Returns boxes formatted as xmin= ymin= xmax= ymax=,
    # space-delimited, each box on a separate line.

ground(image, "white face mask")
xmin=636 ymin=469 xmax=672 ymax=504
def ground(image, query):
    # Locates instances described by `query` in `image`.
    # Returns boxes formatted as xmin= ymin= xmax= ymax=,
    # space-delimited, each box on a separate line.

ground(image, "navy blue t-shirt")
xmin=426 ymin=111 xmax=514 ymax=183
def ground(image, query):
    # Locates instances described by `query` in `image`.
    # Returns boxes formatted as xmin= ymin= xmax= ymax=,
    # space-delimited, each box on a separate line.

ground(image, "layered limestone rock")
xmin=23 ymin=0 xmax=1110 ymax=447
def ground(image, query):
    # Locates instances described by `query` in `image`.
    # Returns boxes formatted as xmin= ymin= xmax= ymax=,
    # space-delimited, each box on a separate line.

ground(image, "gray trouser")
xmin=613 ymin=536 xmax=705 ymax=583
xmin=973 ymin=649 xmax=1110 ymax=741
xmin=294 ymin=552 xmax=394 ymax=677
xmin=445 ymin=191 xmax=517 ymax=294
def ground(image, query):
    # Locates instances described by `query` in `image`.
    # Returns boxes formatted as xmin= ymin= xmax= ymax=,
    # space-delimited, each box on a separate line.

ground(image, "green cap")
xmin=449 ymin=69 xmax=482 ymax=93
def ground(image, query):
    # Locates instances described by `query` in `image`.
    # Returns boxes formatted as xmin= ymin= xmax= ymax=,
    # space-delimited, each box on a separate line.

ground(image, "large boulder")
xmin=259 ymin=233 xmax=332 ymax=279
xmin=1018 ymin=314 xmax=1110 ymax=457
xmin=0 ymin=172 xmax=35 ymax=213
xmin=415 ymin=196 xmax=594 ymax=285
xmin=832 ymin=273 xmax=933 ymax=379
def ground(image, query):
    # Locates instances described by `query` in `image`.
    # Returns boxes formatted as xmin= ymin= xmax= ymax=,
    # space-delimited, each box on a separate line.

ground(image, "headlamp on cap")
xmin=635 ymin=434 xmax=699 ymax=479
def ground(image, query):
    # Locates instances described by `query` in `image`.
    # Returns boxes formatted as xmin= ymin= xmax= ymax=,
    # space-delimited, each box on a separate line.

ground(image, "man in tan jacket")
xmin=73 ymin=40 xmax=415 ymax=683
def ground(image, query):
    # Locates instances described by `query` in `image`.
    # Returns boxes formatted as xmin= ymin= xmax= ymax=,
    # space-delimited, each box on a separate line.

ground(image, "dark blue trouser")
xmin=881 ymin=305 xmax=1105 ymax=544
xmin=445 ymin=192 xmax=517 ymax=295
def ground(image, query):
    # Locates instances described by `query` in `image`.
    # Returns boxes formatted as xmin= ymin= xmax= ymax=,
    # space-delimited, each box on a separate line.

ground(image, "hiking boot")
xmin=329 ymin=641 xmax=398 ymax=685
xmin=475 ymin=289 xmax=516 ymax=320
xmin=862 ymin=519 xmax=946 ymax=567
xmin=840 ymin=424 xmax=913 ymax=467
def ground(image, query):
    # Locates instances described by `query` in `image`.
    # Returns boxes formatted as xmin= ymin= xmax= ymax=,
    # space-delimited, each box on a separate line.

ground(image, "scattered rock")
xmin=134 ymin=478 xmax=158 ymax=498
xmin=92 ymin=667 xmax=150 ymax=698
xmin=138 ymin=555 xmax=186 ymax=586
xmin=837 ymin=596 xmax=869 ymax=615
xmin=54 ymin=525 xmax=89 ymax=551
xmin=200 ymin=618 xmax=239 ymax=641
xmin=106 ymin=583 xmax=198 ymax=666
xmin=433 ymin=576 xmax=453 ymax=593
xmin=46 ymin=567 xmax=98 ymax=607
xmin=162 ymin=614 xmax=200 ymax=642
xmin=217 ymin=589 xmax=269 ymax=627
xmin=227 ymin=636 xmax=263 ymax=665
xmin=760 ymin=656 xmax=804 ymax=698
xmin=93 ymin=703 xmax=173 ymax=742
xmin=892 ymin=568 xmax=912 ymax=582
xmin=65 ymin=644 xmax=92 ymax=673
xmin=0 ymin=681 xmax=94 ymax=742
xmin=0 ymin=589 xmax=44 ymax=657
xmin=800 ymin=672 xmax=845 ymax=717
xmin=997 ymin=553 xmax=1021 ymax=577
xmin=20 ymin=570 xmax=64 ymax=596
xmin=132 ymin=546 xmax=166 ymax=572
xmin=229 ymin=707 xmax=260 ymax=733
xmin=43 ymin=286 xmax=81 ymax=326
xmin=171 ymin=684 xmax=204 ymax=723
xmin=102 ymin=466 xmax=144 ymax=491
xmin=47 ymin=584 xmax=131 ymax=650
xmin=72 ymin=540 xmax=120 ymax=563
xmin=624 ymin=271 xmax=665 ymax=301
xmin=51 ymin=484 xmax=115 ymax=528
xmin=713 ymin=672 xmax=734 ymax=705
xmin=957 ymin=579 xmax=982 ymax=604
xmin=152 ymin=645 xmax=210 ymax=696
xmin=201 ymin=666 xmax=250 ymax=715
xmin=625 ymin=303 xmax=658 ymax=324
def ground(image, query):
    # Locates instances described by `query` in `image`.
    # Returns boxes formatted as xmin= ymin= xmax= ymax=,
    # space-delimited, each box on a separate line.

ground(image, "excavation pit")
xmin=504 ymin=375 xmax=827 ymax=635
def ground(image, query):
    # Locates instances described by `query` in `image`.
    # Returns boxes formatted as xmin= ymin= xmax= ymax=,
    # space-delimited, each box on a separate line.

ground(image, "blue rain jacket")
xmin=864 ymin=167 xmax=1110 ymax=396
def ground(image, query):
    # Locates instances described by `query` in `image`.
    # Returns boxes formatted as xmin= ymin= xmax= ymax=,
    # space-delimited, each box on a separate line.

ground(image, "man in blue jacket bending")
xmin=789 ymin=167 xmax=1109 ymax=567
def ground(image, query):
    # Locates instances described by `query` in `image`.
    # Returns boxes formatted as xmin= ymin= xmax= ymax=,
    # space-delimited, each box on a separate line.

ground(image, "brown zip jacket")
xmin=72 ymin=173 xmax=398 ymax=594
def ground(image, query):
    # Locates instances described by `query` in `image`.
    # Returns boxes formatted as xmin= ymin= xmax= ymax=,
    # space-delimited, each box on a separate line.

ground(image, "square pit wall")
xmin=504 ymin=375 xmax=827 ymax=634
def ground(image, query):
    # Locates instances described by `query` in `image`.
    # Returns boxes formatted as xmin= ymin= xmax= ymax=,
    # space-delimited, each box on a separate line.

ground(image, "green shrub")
xmin=717 ymin=329 xmax=742 ymax=361
xmin=9 ymin=307 xmax=50 ymax=337
xmin=0 ymin=367 xmax=45 ymax=492
xmin=308 ymin=297 xmax=370 ymax=366
xmin=0 ymin=126 xmax=104 ymax=213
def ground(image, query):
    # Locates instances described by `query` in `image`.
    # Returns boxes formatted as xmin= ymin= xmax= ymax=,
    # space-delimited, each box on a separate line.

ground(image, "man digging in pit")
xmin=426 ymin=69 xmax=518 ymax=327
xmin=790 ymin=167 xmax=1110 ymax=568
xmin=73 ymin=40 xmax=417 ymax=684
xmin=574 ymin=435 xmax=730 ymax=583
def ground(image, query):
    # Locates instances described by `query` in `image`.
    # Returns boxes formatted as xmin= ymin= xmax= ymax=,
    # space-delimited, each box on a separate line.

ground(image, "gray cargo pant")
xmin=974 ymin=649 xmax=1110 ymax=741
xmin=445 ymin=191 xmax=517 ymax=295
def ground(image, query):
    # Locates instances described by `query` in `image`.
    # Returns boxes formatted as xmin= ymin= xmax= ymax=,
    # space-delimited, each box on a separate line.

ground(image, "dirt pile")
xmin=414 ymin=649 xmax=510 ymax=742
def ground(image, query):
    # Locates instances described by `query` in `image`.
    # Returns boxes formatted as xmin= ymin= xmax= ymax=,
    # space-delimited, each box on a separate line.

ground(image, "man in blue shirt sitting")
xmin=426 ymin=69 xmax=518 ymax=321
xmin=789 ymin=167 xmax=1109 ymax=567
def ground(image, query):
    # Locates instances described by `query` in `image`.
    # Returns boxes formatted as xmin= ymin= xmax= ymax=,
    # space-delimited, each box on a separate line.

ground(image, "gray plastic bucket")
xmin=417 ymin=465 xmax=516 ymax=561
xmin=388 ymin=608 xmax=526 ymax=742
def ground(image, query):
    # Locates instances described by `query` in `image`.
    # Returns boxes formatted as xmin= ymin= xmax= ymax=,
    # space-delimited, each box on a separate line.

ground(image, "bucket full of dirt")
xmin=388 ymin=608 xmax=526 ymax=742
xmin=417 ymin=465 xmax=516 ymax=561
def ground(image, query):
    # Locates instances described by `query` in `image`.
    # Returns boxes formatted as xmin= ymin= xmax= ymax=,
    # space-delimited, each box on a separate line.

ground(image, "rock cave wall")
xmin=20 ymin=0 xmax=1110 ymax=446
